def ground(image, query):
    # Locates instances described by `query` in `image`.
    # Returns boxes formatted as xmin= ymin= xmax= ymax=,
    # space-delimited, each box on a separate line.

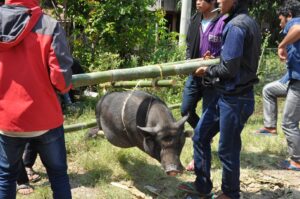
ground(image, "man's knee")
xmin=262 ymin=84 xmax=273 ymax=97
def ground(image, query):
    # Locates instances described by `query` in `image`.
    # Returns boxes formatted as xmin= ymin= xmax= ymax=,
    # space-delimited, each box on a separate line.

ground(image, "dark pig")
xmin=87 ymin=91 xmax=189 ymax=176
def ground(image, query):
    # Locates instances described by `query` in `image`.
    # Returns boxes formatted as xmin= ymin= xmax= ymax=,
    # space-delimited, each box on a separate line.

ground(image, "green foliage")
xmin=57 ymin=0 xmax=167 ymax=70
xmin=41 ymin=0 xmax=186 ymax=72
xmin=249 ymin=0 xmax=300 ymax=46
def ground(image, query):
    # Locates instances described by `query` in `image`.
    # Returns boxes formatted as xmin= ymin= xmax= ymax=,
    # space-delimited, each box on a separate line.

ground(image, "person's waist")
xmin=289 ymin=79 xmax=300 ymax=84
xmin=219 ymin=85 xmax=254 ymax=96
xmin=0 ymin=130 xmax=48 ymax=138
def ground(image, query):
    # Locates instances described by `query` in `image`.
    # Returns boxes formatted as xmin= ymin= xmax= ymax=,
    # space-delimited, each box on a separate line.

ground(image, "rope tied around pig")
xmin=121 ymin=81 xmax=154 ymax=137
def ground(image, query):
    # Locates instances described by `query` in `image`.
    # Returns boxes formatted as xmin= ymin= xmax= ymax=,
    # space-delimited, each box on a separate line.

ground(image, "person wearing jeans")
xmin=181 ymin=0 xmax=226 ymax=172
xmin=17 ymin=142 xmax=40 ymax=195
xmin=178 ymin=0 xmax=261 ymax=198
xmin=193 ymin=91 xmax=254 ymax=198
xmin=0 ymin=0 xmax=73 ymax=198
xmin=181 ymin=0 xmax=225 ymax=128
xmin=0 ymin=127 xmax=71 ymax=199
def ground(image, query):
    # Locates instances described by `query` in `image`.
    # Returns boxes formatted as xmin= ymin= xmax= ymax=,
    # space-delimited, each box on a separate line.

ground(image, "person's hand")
xmin=203 ymin=51 xmax=215 ymax=60
xmin=194 ymin=66 xmax=208 ymax=77
xmin=278 ymin=46 xmax=287 ymax=62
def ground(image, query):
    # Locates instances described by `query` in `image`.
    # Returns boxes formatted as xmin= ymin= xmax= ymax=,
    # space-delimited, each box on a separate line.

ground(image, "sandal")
xmin=26 ymin=167 xmax=41 ymax=183
xmin=17 ymin=183 xmax=34 ymax=195
xmin=279 ymin=160 xmax=300 ymax=171
xmin=177 ymin=182 xmax=214 ymax=198
xmin=253 ymin=127 xmax=277 ymax=136
xmin=186 ymin=160 xmax=195 ymax=171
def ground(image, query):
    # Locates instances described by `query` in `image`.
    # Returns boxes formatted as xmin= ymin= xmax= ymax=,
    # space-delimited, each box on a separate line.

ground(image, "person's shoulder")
xmin=231 ymin=13 xmax=252 ymax=23
xmin=32 ymin=13 xmax=60 ymax=34
xmin=283 ymin=18 xmax=300 ymax=34
xmin=230 ymin=13 xmax=258 ymax=30
xmin=40 ymin=13 xmax=59 ymax=24
xmin=190 ymin=12 xmax=201 ymax=22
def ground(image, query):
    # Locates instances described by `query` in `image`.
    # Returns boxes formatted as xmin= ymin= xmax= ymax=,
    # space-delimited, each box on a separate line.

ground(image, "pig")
xmin=87 ymin=90 xmax=189 ymax=176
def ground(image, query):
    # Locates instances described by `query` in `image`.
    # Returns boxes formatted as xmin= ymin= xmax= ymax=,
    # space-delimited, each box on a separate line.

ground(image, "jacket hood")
xmin=0 ymin=4 xmax=42 ymax=51
xmin=5 ymin=0 xmax=40 ymax=8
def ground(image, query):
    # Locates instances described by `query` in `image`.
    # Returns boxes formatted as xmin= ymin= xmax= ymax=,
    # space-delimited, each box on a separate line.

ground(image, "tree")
xmin=42 ymin=0 xmax=169 ymax=70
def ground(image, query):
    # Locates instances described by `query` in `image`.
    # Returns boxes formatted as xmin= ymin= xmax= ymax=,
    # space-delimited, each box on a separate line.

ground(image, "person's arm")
xmin=278 ymin=25 xmax=300 ymax=61
xmin=48 ymin=22 xmax=73 ymax=94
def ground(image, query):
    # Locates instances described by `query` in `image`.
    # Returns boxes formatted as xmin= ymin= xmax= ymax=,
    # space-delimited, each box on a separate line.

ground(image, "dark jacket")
xmin=206 ymin=8 xmax=261 ymax=95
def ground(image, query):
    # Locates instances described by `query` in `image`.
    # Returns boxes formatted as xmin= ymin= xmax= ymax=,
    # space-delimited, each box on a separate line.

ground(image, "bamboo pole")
xmin=64 ymin=120 xmax=97 ymax=133
xmin=99 ymin=79 xmax=177 ymax=88
xmin=72 ymin=58 xmax=220 ymax=88
xmin=168 ymin=103 xmax=181 ymax=110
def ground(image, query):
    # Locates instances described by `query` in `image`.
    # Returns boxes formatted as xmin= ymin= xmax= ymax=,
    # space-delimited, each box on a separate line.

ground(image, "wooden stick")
xmin=110 ymin=182 xmax=151 ymax=199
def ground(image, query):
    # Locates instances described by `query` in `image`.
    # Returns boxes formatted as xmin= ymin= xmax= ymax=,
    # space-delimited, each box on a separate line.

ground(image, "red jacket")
xmin=0 ymin=0 xmax=73 ymax=132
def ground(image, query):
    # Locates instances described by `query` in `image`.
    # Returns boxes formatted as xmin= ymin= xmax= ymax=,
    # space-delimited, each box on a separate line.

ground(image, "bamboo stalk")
xmin=168 ymin=103 xmax=181 ymax=110
xmin=64 ymin=120 xmax=97 ymax=133
xmin=100 ymin=79 xmax=177 ymax=88
xmin=72 ymin=58 xmax=220 ymax=88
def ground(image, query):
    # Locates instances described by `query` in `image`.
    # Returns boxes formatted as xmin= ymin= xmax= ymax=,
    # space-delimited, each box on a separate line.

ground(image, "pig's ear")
xmin=143 ymin=137 xmax=155 ymax=155
xmin=175 ymin=114 xmax=189 ymax=127
xmin=137 ymin=125 xmax=160 ymax=137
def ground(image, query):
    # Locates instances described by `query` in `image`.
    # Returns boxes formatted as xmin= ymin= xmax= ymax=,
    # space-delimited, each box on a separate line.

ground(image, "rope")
xmin=156 ymin=64 xmax=164 ymax=79
xmin=121 ymin=80 xmax=142 ymax=136
xmin=145 ymin=97 xmax=153 ymax=123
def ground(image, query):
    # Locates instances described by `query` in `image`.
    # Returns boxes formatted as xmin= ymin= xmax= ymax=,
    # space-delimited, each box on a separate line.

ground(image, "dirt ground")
xmin=69 ymin=168 xmax=300 ymax=199
xmin=240 ymin=169 xmax=300 ymax=199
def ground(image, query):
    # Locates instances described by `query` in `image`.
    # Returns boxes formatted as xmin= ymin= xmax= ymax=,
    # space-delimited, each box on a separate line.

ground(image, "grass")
xmin=17 ymin=51 xmax=296 ymax=199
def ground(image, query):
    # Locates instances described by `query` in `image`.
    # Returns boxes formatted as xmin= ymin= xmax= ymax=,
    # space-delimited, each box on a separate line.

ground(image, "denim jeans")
xmin=16 ymin=161 xmax=28 ymax=185
xmin=23 ymin=141 xmax=38 ymax=168
xmin=17 ymin=141 xmax=38 ymax=185
xmin=262 ymin=80 xmax=288 ymax=128
xmin=282 ymin=80 xmax=300 ymax=163
xmin=181 ymin=75 xmax=216 ymax=128
xmin=193 ymin=90 xmax=254 ymax=199
xmin=0 ymin=126 xmax=71 ymax=199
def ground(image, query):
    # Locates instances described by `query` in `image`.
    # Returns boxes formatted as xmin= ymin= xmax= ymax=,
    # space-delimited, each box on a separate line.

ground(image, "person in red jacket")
xmin=0 ymin=0 xmax=72 ymax=198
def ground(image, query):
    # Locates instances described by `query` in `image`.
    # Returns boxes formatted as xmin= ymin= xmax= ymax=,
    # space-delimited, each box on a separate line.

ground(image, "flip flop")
xmin=26 ymin=167 xmax=41 ymax=183
xmin=17 ymin=183 xmax=34 ymax=195
xmin=253 ymin=128 xmax=277 ymax=136
xmin=279 ymin=160 xmax=300 ymax=171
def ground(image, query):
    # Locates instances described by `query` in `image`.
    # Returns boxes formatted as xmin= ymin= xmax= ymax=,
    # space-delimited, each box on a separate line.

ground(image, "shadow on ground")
xmin=118 ymin=155 xmax=187 ymax=198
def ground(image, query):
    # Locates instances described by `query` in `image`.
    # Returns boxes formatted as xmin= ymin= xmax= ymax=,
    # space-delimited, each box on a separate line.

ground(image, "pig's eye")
xmin=163 ymin=136 xmax=173 ymax=143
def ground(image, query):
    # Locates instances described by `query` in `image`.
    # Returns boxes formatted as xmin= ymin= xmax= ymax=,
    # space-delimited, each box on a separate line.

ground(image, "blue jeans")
xmin=17 ymin=141 xmax=38 ymax=185
xmin=0 ymin=126 xmax=71 ymax=199
xmin=181 ymin=75 xmax=216 ymax=128
xmin=193 ymin=91 xmax=254 ymax=199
